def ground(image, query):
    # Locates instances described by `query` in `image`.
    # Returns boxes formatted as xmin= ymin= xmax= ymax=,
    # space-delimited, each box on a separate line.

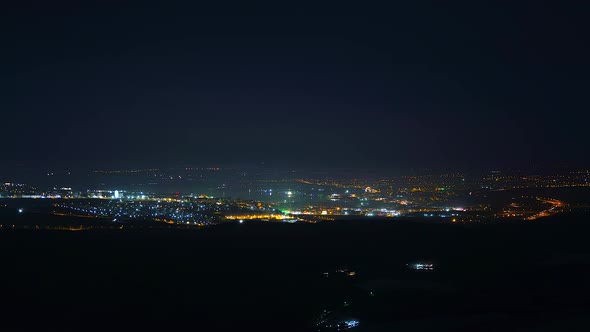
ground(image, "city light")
xmin=409 ymin=262 xmax=435 ymax=271
xmin=344 ymin=320 xmax=359 ymax=328
xmin=0 ymin=168 xmax=581 ymax=226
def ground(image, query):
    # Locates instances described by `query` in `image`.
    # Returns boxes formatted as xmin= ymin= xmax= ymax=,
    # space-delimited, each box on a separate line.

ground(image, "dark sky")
xmin=1 ymin=1 xmax=588 ymax=172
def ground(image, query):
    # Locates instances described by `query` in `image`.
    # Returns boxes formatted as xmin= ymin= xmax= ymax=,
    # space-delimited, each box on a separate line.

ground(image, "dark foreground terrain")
xmin=1 ymin=209 xmax=590 ymax=331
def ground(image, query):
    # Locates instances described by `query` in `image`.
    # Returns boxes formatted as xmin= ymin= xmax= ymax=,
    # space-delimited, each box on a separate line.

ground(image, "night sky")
xmin=1 ymin=1 xmax=588 ymax=172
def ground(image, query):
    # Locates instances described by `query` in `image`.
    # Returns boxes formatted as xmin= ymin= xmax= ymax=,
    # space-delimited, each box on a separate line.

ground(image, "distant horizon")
xmin=1 ymin=162 xmax=589 ymax=183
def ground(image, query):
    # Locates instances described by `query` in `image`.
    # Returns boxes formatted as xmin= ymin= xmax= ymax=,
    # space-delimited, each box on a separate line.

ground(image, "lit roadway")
xmin=526 ymin=198 xmax=566 ymax=220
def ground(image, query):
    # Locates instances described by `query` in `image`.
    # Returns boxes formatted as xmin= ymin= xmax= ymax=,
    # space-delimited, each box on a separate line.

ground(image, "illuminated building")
xmin=408 ymin=262 xmax=435 ymax=271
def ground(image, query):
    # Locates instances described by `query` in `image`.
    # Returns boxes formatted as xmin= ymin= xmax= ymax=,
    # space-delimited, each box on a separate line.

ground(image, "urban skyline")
xmin=2 ymin=166 xmax=587 ymax=228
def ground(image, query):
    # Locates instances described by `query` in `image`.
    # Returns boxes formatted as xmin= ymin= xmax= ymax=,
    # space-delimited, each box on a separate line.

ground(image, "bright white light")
xmin=18 ymin=208 xmax=23 ymax=213
xmin=239 ymin=219 xmax=244 ymax=224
